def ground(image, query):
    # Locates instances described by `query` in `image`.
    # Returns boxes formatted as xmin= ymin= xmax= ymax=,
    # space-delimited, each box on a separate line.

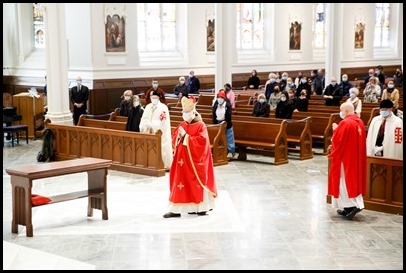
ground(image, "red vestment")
xmin=328 ymin=114 xmax=366 ymax=198
xmin=169 ymin=121 xmax=217 ymax=204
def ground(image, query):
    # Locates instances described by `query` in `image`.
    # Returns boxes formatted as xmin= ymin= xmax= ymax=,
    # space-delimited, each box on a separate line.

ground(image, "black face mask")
xmin=225 ymin=87 xmax=231 ymax=92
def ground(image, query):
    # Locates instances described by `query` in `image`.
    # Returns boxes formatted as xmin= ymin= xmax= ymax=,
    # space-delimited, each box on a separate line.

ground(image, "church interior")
xmin=3 ymin=3 xmax=403 ymax=270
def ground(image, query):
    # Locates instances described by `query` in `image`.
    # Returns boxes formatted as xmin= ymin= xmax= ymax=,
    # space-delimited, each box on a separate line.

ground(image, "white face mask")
xmin=133 ymin=101 xmax=140 ymax=107
xmin=152 ymin=84 xmax=158 ymax=89
xmin=182 ymin=112 xmax=193 ymax=121
xmin=217 ymin=98 xmax=224 ymax=104
xmin=380 ymin=110 xmax=390 ymax=118
xmin=331 ymin=82 xmax=337 ymax=86
xmin=280 ymin=97 xmax=286 ymax=102
xmin=388 ymin=84 xmax=394 ymax=89
xmin=151 ymin=98 xmax=159 ymax=105
xmin=259 ymin=99 xmax=265 ymax=104
xmin=350 ymin=93 xmax=356 ymax=98
xmin=339 ymin=111 xmax=345 ymax=119
xmin=282 ymin=76 xmax=288 ymax=81
xmin=189 ymin=74 xmax=193 ymax=78
xmin=269 ymin=79 xmax=276 ymax=83
xmin=301 ymin=79 xmax=307 ymax=84
xmin=180 ymin=80 xmax=185 ymax=84
xmin=124 ymin=95 xmax=131 ymax=101
xmin=76 ymin=80 xmax=82 ymax=85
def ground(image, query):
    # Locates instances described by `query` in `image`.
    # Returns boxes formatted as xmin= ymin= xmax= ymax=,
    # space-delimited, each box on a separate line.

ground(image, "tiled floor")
xmin=3 ymin=139 xmax=403 ymax=270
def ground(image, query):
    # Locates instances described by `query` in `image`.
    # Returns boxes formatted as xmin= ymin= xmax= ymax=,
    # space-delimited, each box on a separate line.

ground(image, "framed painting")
xmin=104 ymin=4 xmax=126 ymax=53
xmin=289 ymin=21 xmax=301 ymax=50
xmin=354 ymin=22 xmax=365 ymax=49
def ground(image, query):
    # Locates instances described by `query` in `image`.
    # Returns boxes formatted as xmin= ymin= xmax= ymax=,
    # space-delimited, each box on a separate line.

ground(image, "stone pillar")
xmin=214 ymin=3 xmax=236 ymax=94
xmin=44 ymin=3 xmax=73 ymax=125
xmin=324 ymin=3 xmax=343 ymax=84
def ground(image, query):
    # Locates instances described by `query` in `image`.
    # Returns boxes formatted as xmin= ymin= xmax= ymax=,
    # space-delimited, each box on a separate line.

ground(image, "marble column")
xmin=214 ymin=3 xmax=236 ymax=94
xmin=44 ymin=3 xmax=73 ymax=125
xmin=324 ymin=3 xmax=343 ymax=84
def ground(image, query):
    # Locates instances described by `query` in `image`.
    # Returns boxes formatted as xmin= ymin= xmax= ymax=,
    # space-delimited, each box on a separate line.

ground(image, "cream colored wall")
xmin=3 ymin=3 xmax=403 ymax=81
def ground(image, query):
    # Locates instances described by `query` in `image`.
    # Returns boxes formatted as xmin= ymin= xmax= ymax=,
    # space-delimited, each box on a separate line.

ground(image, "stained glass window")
xmin=137 ymin=3 xmax=176 ymax=51
xmin=374 ymin=3 xmax=390 ymax=47
xmin=33 ymin=3 xmax=45 ymax=48
xmin=236 ymin=3 xmax=264 ymax=50
xmin=313 ymin=3 xmax=326 ymax=48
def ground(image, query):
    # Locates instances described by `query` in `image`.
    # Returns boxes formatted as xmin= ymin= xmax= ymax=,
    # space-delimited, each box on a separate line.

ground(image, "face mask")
xmin=182 ymin=112 xmax=193 ymax=121
xmin=269 ymin=79 xmax=276 ymax=83
xmin=259 ymin=99 xmax=265 ymax=104
xmin=369 ymin=73 xmax=374 ymax=76
xmin=301 ymin=79 xmax=307 ymax=84
xmin=180 ymin=80 xmax=185 ymax=84
xmin=152 ymin=84 xmax=158 ymax=89
xmin=331 ymin=82 xmax=336 ymax=86
xmin=225 ymin=87 xmax=231 ymax=91
xmin=350 ymin=93 xmax=356 ymax=98
xmin=280 ymin=97 xmax=286 ymax=102
xmin=189 ymin=74 xmax=193 ymax=78
xmin=133 ymin=101 xmax=140 ymax=107
xmin=217 ymin=98 xmax=224 ymax=104
xmin=76 ymin=80 xmax=82 ymax=85
xmin=388 ymin=84 xmax=394 ymax=89
xmin=282 ymin=77 xmax=288 ymax=81
xmin=151 ymin=98 xmax=159 ymax=105
xmin=380 ymin=110 xmax=390 ymax=118
xmin=124 ymin=95 xmax=131 ymax=101
xmin=342 ymin=77 xmax=348 ymax=82
xmin=375 ymin=71 xmax=380 ymax=75
xmin=287 ymin=82 xmax=293 ymax=86
xmin=339 ymin=111 xmax=345 ymax=119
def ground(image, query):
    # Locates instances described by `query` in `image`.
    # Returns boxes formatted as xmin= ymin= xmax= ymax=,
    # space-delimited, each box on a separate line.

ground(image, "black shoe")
xmin=163 ymin=212 xmax=181 ymax=218
xmin=345 ymin=207 xmax=363 ymax=220
xmin=337 ymin=207 xmax=355 ymax=216
xmin=197 ymin=211 xmax=207 ymax=216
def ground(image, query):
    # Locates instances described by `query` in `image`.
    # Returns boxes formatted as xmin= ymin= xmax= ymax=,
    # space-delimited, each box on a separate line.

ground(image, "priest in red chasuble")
xmin=328 ymin=102 xmax=366 ymax=220
xmin=163 ymin=96 xmax=217 ymax=218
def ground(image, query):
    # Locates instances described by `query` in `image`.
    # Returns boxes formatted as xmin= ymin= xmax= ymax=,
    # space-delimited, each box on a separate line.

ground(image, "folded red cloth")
xmin=31 ymin=194 xmax=52 ymax=206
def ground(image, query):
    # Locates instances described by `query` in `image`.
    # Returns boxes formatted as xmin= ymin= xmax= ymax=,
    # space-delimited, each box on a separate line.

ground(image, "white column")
xmin=325 ymin=3 xmax=343 ymax=84
xmin=44 ymin=3 xmax=73 ymax=125
xmin=214 ymin=3 xmax=235 ymax=94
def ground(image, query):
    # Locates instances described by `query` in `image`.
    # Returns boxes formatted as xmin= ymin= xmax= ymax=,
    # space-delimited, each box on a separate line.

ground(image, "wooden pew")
xmin=292 ymin=112 xmax=342 ymax=155
xmin=45 ymin=120 xmax=166 ymax=177
xmin=170 ymin=118 xmax=228 ymax=166
xmin=205 ymin=115 xmax=312 ymax=160
xmin=231 ymin=120 xmax=289 ymax=165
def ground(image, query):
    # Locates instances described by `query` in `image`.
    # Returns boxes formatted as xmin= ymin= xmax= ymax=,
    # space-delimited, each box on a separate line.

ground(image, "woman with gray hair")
xmin=346 ymin=87 xmax=362 ymax=117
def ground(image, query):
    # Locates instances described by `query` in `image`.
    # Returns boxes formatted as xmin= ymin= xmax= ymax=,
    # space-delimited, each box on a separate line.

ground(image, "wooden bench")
xmin=5 ymin=157 xmax=112 ymax=237
xmin=169 ymin=117 xmax=228 ymax=166
xmin=3 ymin=124 xmax=29 ymax=147
xmin=46 ymin=120 xmax=166 ymax=177
xmin=78 ymin=115 xmax=127 ymax=130
xmin=202 ymin=115 xmax=312 ymax=160
xmin=232 ymin=120 xmax=289 ymax=165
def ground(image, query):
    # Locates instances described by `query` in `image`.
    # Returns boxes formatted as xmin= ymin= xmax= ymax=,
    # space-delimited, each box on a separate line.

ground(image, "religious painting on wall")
xmin=105 ymin=4 xmax=126 ymax=53
xmin=354 ymin=22 xmax=365 ymax=49
xmin=289 ymin=21 xmax=301 ymax=50
xmin=206 ymin=11 xmax=215 ymax=52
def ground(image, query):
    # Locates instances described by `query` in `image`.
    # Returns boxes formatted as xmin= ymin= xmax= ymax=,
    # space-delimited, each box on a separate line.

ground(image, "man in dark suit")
xmin=70 ymin=76 xmax=89 ymax=125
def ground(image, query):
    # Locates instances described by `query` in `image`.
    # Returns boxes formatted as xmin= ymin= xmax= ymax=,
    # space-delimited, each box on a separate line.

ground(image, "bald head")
xmin=340 ymin=102 xmax=354 ymax=118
